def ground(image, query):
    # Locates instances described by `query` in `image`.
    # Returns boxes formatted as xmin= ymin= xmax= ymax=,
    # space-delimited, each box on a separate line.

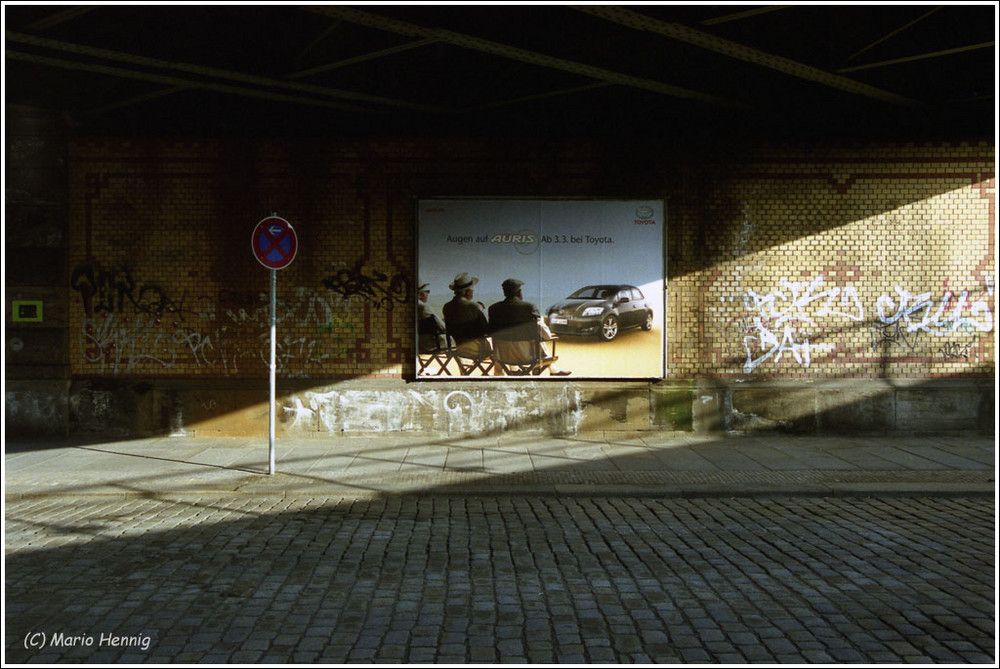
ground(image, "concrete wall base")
xmin=5 ymin=379 xmax=996 ymax=437
xmin=6 ymin=378 xmax=994 ymax=439
xmin=4 ymin=380 xmax=71 ymax=437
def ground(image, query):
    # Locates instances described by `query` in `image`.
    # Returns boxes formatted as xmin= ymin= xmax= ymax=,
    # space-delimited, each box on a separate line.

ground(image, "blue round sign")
xmin=252 ymin=216 xmax=297 ymax=270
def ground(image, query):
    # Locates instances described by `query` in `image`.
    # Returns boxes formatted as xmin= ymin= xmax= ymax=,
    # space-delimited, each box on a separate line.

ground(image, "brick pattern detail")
xmin=68 ymin=139 xmax=994 ymax=380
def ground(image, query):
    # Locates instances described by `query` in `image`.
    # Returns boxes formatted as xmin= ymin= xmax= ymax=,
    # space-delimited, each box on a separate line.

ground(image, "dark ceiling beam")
xmin=461 ymin=82 xmax=613 ymax=112
xmin=700 ymin=6 xmax=793 ymax=26
xmin=287 ymin=37 xmax=439 ymax=79
xmin=24 ymin=6 xmax=96 ymax=31
xmin=306 ymin=5 xmax=749 ymax=109
xmin=89 ymin=86 xmax=190 ymax=115
xmin=846 ymin=6 xmax=942 ymax=62
xmin=5 ymin=30 xmax=447 ymax=113
xmin=295 ymin=19 xmax=344 ymax=62
xmin=838 ymin=42 xmax=995 ymax=73
xmin=572 ymin=4 xmax=920 ymax=107
xmin=4 ymin=49 xmax=377 ymax=113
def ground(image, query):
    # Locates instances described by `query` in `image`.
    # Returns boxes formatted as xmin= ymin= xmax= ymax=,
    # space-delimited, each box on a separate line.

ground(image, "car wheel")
xmin=641 ymin=312 xmax=653 ymax=331
xmin=600 ymin=314 xmax=619 ymax=341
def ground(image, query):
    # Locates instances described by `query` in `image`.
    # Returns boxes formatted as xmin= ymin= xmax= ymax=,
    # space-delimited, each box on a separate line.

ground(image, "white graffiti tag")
xmin=741 ymin=275 xmax=861 ymax=373
xmin=876 ymin=286 xmax=994 ymax=336
xmin=742 ymin=321 xmax=835 ymax=373
xmin=742 ymin=275 xmax=864 ymax=327
xmin=741 ymin=275 xmax=995 ymax=372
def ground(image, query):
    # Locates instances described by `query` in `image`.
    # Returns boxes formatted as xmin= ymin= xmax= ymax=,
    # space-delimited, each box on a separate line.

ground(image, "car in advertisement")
xmin=545 ymin=284 xmax=654 ymax=341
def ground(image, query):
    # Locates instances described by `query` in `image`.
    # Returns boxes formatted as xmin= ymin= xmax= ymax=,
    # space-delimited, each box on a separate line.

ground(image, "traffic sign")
xmin=252 ymin=216 xmax=298 ymax=270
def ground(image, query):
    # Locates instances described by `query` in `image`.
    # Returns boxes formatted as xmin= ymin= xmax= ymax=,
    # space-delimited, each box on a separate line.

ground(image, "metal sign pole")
xmin=252 ymin=213 xmax=296 ymax=476
xmin=269 ymin=268 xmax=277 ymax=475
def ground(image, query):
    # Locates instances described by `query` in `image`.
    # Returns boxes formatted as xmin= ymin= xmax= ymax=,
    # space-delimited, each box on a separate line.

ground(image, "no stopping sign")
xmin=252 ymin=216 xmax=298 ymax=270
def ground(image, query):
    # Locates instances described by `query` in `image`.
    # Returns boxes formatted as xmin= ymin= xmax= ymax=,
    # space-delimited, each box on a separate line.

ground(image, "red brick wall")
xmin=68 ymin=138 xmax=994 ymax=381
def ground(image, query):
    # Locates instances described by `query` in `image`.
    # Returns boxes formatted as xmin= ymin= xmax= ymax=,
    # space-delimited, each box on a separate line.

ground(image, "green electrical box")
xmin=12 ymin=301 xmax=43 ymax=323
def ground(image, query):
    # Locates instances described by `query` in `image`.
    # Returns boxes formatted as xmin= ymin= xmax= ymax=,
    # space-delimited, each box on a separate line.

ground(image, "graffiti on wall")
xmin=875 ymin=285 xmax=994 ymax=336
xmin=321 ymin=266 xmax=411 ymax=311
xmin=72 ymin=262 xmax=215 ymax=373
xmin=281 ymin=386 xmax=584 ymax=434
xmin=738 ymin=274 xmax=993 ymax=373
xmin=740 ymin=275 xmax=864 ymax=373
xmin=215 ymin=286 xmax=352 ymax=375
xmin=71 ymin=261 xmax=377 ymax=376
xmin=868 ymin=320 xmax=923 ymax=354
xmin=79 ymin=312 xmax=213 ymax=373
xmin=938 ymin=339 xmax=976 ymax=361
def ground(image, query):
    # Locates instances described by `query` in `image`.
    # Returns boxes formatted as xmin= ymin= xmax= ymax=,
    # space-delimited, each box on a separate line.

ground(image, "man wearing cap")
xmin=442 ymin=272 xmax=492 ymax=359
xmin=488 ymin=278 xmax=570 ymax=376
xmin=416 ymin=282 xmax=447 ymax=353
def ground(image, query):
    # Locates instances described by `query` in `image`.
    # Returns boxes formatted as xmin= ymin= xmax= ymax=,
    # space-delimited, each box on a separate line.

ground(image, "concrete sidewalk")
xmin=3 ymin=432 xmax=995 ymax=499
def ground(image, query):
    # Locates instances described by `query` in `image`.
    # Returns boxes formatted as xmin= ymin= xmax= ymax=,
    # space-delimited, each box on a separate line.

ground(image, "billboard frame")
xmin=414 ymin=196 xmax=667 ymax=381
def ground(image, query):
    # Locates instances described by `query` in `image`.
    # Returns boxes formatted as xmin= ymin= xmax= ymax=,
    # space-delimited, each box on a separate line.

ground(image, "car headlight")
xmin=581 ymin=306 xmax=605 ymax=317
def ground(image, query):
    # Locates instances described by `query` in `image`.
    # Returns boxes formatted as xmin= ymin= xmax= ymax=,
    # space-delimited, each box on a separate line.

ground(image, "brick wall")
xmin=670 ymin=142 xmax=995 ymax=380
xmin=67 ymin=137 xmax=995 ymax=383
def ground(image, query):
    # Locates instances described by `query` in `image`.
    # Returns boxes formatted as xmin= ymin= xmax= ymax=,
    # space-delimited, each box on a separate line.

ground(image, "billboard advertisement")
xmin=416 ymin=199 xmax=665 ymax=379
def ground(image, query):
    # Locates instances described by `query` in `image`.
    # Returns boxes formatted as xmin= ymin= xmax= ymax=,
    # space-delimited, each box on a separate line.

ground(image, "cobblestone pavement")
xmin=4 ymin=493 xmax=994 ymax=664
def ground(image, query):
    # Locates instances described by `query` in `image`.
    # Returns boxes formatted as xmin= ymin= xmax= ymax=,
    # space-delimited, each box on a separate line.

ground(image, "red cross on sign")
xmin=252 ymin=216 xmax=298 ymax=270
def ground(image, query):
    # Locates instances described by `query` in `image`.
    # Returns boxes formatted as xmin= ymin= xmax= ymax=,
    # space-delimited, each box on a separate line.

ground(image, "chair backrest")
xmin=417 ymin=315 xmax=440 ymax=335
xmin=490 ymin=320 xmax=539 ymax=343
xmin=491 ymin=320 xmax=543 ymax=366
xmin=417 ymin=316 xmax=445 ymax=352
xmin=445 ymin=317 xmax=487 ymax=343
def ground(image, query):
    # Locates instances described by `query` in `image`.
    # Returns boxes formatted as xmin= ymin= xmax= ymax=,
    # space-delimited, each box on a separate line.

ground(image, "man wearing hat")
xmin=488 ymin=278 xmax=570 ymax=375
xmin=442 ymin=272 xmax=492 ymax=359
xmin=416 ymin=282 xmax=447 ymax=353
